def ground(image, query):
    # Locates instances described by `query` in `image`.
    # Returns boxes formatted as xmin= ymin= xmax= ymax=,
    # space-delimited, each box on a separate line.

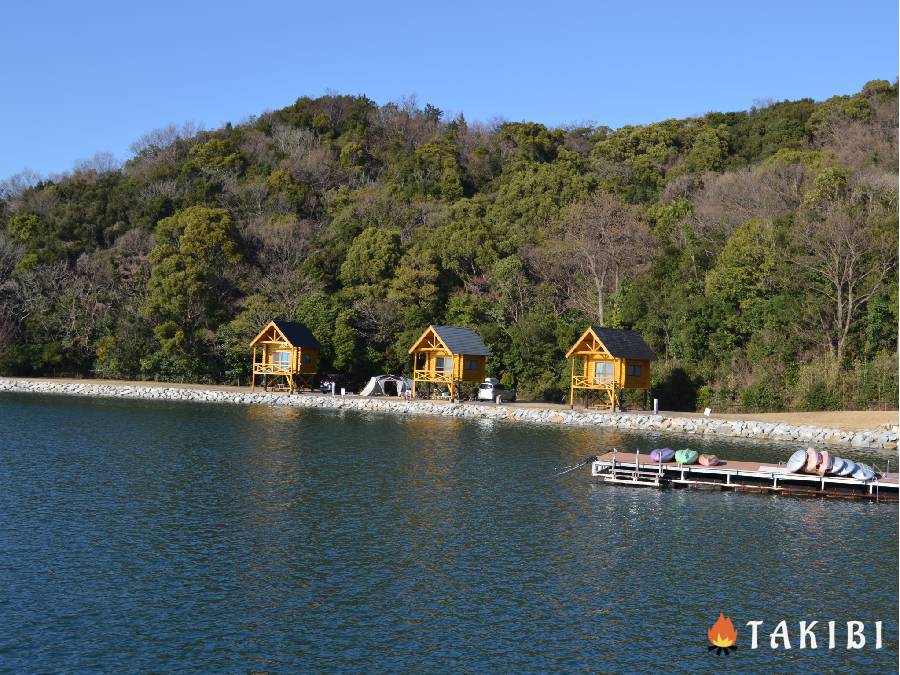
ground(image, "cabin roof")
xmin=273 ymin=320 xmax=321 ymax=348
xmin=594 ymin=328 xmax=655 ymax=360
xmin=431 ymin=325 xmax=490 ymax=356
xmin=250 ymin=320 xmax=321 ymax=348
xmin=566 ymin=326 xmax=656 ymax=360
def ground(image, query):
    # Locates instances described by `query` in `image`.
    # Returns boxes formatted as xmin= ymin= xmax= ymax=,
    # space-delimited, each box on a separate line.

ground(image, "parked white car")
xmin=476 ymin=378 xmax=516 ymax=402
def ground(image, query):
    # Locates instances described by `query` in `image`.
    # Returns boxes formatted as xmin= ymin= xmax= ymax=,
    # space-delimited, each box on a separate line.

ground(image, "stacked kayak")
xmin=785 ymin=447 xmax=878 ymax=482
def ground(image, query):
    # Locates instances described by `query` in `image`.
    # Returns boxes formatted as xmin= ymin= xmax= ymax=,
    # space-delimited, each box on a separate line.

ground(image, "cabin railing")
xmin=413 ymin=368 xmax=453 ymax=383
xmin=572 ymin=374 xmax=615 ymax=388
xmin=253 ymin=363 xmax=294 ymax=375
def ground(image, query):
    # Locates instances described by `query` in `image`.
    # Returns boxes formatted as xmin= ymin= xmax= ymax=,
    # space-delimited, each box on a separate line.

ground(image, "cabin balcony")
xmin=413 ymin=368 xmax=454 ymax=383
xmin=253 ymin=362 xmax=295 ymax=376
xmin=572 ymin=374 xmax=616 ymax=389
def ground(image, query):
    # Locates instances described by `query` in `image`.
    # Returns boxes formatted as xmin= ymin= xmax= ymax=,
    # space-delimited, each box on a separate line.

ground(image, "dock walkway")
xmin=593 ymin=451 xmax=898 ymax=502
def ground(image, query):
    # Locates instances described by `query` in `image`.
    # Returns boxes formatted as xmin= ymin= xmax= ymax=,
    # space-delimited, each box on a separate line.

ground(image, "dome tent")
xmin=359 ymin=375 xmax=413 ymax=397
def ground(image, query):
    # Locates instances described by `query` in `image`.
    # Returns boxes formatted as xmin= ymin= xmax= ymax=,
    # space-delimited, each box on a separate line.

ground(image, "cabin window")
xmin=435 ymin=356 xmax=452 ymax=372
xmin=301 ymin=352 xmax=312 ymax=365
xmin=273 ymin=351 xmax=290 ymax=368
xmin=626 ymin=364 xmax=643 ymax=377
xmin=464 ymin=359 xmax=478 ymax=371
xmin=593 ymin=361 xmax=614 ymax=383
xmin=415 ymin=353 xmax=426 ymax=369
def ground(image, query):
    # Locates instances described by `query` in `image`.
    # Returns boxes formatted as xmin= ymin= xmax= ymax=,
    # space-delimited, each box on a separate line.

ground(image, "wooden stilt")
xmin=569 ymin=357 xmax=575 ymax=409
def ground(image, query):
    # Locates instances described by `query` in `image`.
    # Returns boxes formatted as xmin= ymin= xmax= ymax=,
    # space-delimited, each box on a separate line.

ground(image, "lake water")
xmin=0 ymin=393 xmax=896 ymax=672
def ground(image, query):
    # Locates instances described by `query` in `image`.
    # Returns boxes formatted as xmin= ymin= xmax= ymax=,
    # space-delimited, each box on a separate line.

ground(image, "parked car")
xmin=476 ymin=378 xmax=516 ymax=403
xmin=318 ymin=374 xmax=344 ymax=394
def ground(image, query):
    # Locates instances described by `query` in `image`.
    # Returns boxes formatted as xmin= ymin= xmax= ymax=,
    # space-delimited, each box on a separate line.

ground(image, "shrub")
xmin=650 ymin=363 xmax=700 ymax=411
xmin=739 ymin=382 xmax=784 ymax=411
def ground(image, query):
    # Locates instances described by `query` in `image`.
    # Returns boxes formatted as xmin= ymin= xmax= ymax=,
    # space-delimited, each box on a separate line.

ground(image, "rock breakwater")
xmin=1 ymin=378 xmax=895 ymax=450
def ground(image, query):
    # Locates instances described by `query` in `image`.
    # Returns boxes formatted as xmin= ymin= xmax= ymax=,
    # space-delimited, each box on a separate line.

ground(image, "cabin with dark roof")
xmin=408 ymin=325 xmax=490 ymax=400
xmin=250 ymin=320 xmax=321 ymax=393
xmin=565 ymin=326 xmax=655 ymax=410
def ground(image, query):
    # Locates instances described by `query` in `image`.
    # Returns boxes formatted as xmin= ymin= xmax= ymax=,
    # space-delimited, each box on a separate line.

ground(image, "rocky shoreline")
xmin=1 ymin=378 xmax=896 ymax=450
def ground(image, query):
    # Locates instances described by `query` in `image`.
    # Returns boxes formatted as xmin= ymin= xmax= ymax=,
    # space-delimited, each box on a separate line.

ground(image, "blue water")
xmin=0 ymin=393 xmax=896 ymax=672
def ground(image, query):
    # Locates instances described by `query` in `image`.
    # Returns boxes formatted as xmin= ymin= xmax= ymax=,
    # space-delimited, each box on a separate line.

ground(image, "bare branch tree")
xmin=254 ymin=217 xmax=320 ymax=318
xmin=0 ymin=169 xmax=42 ymax=200
xmin=559 ymin=193 xmax=655 ymax=325
xmin=795 ymin=185 xmax=897 ymax=362
xmin=128 ymin=121 xmax=203 ymax=157
xmin=270 ymin=123 xmax=319 ymax=160
xmin=73 ymin=152 xmax=121 ymax=174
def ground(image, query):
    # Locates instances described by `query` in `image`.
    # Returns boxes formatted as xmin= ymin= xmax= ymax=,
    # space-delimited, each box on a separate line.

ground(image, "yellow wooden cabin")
xmin=409 ymin=325 xmax=490 ymax=400
xmin=250 ymin=320 xmax=321 ymax=393
xmin=566 ymin=326 xmax=655 ymax=410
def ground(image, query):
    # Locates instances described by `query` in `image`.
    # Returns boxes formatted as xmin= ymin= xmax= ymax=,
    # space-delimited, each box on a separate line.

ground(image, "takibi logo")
xmin=707 ymin=612 xmax=738 ymax=655
xmin=705 ymin=614 xmax=885 ymax=653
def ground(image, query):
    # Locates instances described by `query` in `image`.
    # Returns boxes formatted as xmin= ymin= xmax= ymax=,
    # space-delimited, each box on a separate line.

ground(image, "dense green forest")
xmin=1 ymin=81 xmax=897 ymax=411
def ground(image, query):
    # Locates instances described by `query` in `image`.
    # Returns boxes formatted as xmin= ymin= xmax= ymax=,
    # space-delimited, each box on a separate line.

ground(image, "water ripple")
xmin=0 ymin=393 xmax=896 ymax=672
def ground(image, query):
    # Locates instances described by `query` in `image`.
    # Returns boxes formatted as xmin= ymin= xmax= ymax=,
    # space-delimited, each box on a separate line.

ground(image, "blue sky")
xmin=1 ymin=0 xmax=896 ymax=178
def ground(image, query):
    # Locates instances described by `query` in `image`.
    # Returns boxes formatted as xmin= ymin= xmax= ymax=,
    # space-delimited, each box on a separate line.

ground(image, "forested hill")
xmin=0 ymin=81 xmax=897 ymax=411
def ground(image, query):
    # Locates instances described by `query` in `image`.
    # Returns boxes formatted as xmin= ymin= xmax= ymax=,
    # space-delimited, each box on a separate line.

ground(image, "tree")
xmin=489 ymin=150 xmax=592 ymax=246
xmin=388 ymin=244 xmax=442 ymax=315
xmin=682 ymin=126 xmax=730 ymax=173
xmin=430 ymin=198 xmax=499 ymax=286
xmin=559 ymin=192 xmax=654 ymax=325
xmin=795 ymin=186 xmax=897 ymax=363
xmin=143 ymin=206 xmax=242 ymax=377
xmin=254 ymin=216 xmax=318 ymax=318
xmin=332 ymin=310 xmax=358 ymax=372
xmin=489 ymin=256 xmax=529 ymax=325
xmin=339 ymin=227 xmax=403 ymax=297
xmin=705 ymin=218 xmax=778 ymax=341
xmin=395 ymin=137 xmax=464 ymax=200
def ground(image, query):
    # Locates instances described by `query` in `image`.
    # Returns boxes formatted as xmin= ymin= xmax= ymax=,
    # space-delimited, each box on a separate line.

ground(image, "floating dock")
xmin=591 ymin=451 xmax=898 ymax=502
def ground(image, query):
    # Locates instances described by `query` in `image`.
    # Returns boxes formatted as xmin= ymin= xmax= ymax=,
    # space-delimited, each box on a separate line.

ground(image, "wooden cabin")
xmin=250 ymin=320 xmax=321 ymax=393
xmin=566 ymin=326 xmax=655 ymax=410
xmin=408 ymin=325 xmax=490 ymax=401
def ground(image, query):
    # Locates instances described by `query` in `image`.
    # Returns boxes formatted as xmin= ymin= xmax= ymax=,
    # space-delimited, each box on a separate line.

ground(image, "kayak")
xmin=698 ymin=454 xmax=720 ymax=467
xmin=786 ymin=449 xmax=808 ymax=473
xmin=837 ymin=460 xmax=858 ymax=477
xmin=817 ymin=450 xmax=832 ymax=476
xmin=803 ymin=448 xmax=821 ymax=474
xmin=829 ymin=457 xmax=846 ymax=475
xmin=675 ymin=449 xmax=699 ymax=465
xmin=852 ymin=463 xmax=876 ymax=481
xmin=651 ymin=448 xmax=675 ymax=463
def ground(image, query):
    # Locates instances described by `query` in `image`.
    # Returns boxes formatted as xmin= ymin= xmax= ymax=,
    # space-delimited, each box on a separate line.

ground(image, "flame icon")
xmin=707 ymin=612 xmax=738 ymax=654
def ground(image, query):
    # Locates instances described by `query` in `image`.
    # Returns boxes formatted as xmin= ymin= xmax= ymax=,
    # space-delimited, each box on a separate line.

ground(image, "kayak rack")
xmin=593 ymin=449 xmax=898 ymax=502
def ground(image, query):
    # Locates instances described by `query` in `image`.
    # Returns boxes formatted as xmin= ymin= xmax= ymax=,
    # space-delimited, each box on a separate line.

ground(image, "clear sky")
xmin=1 ymin=0 xmax=896 ymax=178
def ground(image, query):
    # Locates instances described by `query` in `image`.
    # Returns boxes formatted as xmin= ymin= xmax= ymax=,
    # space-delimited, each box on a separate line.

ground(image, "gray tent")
xmin=359 ymin=375 xmax=413 ymax=397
